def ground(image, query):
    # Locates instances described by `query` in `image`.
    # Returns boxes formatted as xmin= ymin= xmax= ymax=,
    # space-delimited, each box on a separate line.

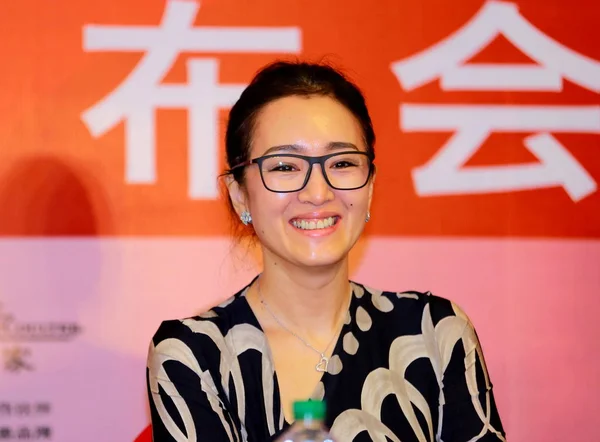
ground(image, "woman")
xmin=146 ymin=61 xmax=506 ymax=442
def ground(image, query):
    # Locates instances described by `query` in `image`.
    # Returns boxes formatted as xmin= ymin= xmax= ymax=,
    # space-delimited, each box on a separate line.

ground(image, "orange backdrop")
xmin=1 ymin=0 xmax=598 ymax=237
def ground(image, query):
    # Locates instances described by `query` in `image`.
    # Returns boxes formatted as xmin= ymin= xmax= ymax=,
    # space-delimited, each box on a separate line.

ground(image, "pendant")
xmin=316 ymin=355 xmax=329 ymax=373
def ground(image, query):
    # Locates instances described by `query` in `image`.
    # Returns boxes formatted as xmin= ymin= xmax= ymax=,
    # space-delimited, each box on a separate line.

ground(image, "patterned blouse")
xmin=146 ymin=280 xmax=506 ymax=441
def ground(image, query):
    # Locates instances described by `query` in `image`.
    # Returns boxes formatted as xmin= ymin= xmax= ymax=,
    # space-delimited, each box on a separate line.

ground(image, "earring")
xmin=365 ymin=211 xmax=371 ymax=223
xmin=240 ymin=210 xmax=252 ymax=225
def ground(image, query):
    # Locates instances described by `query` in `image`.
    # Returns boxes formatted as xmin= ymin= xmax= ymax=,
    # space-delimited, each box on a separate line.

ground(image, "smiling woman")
xmin=145 ymin=61 xmax=506 ymax=442
xmin=227 ymin=92 xmax=374 ymax=269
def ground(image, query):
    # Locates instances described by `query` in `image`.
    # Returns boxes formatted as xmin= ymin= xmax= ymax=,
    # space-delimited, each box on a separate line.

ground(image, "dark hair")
xmin=221 ymin=60 xmax=376 ymax=239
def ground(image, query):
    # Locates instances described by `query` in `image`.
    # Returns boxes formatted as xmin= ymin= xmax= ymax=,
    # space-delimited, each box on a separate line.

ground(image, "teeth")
xmin=293 ymin=216 xmax=337 ymax=230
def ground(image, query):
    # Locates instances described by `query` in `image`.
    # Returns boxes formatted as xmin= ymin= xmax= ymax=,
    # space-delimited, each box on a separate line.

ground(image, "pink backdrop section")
xmin=1 ymin=238 xmax=598 ymax=441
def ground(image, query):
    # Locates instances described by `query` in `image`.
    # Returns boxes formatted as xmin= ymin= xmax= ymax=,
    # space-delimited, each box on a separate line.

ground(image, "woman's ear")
xmin=225 ymin=174 xmax=248 ymax=216
xmin=367 ymin=166 xmax=376 ymax=209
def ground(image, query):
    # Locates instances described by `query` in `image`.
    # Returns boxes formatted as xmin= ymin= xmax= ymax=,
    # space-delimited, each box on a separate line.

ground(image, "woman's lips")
xmin=289 ymin=214 xmax=341 ymax=236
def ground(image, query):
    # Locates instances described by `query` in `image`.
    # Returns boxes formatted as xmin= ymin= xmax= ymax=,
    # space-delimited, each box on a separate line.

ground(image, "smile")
xmin=291 ymin=216 xmax=339 ymax=231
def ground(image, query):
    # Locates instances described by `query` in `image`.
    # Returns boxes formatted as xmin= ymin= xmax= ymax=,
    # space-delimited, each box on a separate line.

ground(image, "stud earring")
xmin=365 ymin=211 xmax=371 ymax=223
xmin=240 ymin=211 xmax=252 ymax=225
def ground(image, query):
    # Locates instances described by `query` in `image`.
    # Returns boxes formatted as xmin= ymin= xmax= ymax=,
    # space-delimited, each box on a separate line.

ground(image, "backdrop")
xmin=1 ymin=0 xmax=599 ymax=441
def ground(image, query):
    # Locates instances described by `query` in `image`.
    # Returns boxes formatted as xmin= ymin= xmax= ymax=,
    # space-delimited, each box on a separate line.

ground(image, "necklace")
xmin=257 ymin=281 xmax=351 ymax=373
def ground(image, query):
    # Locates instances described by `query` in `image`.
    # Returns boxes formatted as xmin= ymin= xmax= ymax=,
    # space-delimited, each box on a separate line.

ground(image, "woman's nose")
xmin=297 ymin=164 xmax=334 ymax=204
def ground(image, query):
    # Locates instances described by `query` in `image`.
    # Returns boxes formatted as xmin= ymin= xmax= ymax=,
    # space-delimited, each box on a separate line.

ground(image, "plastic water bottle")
xmin=276 ymin=400 xmax=336 ymax=442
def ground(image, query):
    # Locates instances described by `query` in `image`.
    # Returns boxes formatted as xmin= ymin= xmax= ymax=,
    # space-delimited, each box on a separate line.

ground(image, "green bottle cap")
xmin=293 ymin=400 xmax=326 ymax=421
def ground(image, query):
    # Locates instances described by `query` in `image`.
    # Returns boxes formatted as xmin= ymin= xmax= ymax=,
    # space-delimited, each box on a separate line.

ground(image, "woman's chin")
xmin=263 ymin=235 xmax=353 ymax=269
xmin=290 ymin=247 xmax=349 ymax=269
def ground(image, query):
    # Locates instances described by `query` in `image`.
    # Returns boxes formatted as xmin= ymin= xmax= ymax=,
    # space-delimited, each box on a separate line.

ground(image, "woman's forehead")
xmin=250 ymin=95 xmax=364 ymax=157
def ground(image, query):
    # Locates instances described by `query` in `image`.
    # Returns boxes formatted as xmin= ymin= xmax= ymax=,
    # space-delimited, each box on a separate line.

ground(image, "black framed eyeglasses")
xmin=229 ymin=151 xmax=375 ymax=193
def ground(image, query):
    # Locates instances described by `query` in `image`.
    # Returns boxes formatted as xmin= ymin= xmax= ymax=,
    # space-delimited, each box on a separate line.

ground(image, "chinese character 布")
xmin=82 ymin=0 xmax=301 ymax=200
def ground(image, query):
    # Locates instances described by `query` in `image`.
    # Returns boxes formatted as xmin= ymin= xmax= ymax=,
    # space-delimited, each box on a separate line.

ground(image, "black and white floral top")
xmin=147 ymin=279 xmax=506 ymax=441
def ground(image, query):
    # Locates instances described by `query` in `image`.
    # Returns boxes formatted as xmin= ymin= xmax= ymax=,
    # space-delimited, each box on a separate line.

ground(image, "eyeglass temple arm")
xmin=227 ymin=160 xmax=252 ymax=172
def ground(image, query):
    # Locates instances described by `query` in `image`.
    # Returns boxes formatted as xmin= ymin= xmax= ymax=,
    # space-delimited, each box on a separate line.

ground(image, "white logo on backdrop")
xmin=81 ymin=0 xmax=301 ymax=199
xmin=392 ymin=0 xmax=600 ymax=201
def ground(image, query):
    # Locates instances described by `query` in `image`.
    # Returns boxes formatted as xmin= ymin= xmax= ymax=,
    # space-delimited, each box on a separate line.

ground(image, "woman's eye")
xmin=333 ymin=161 xmax=355 ymax=168
xmin=271 ymin=164 xmax=296 ymax=172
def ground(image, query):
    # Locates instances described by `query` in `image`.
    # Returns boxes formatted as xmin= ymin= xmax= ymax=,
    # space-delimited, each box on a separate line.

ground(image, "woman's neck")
xmin=255 ymin=251 xmax=351 ymax=338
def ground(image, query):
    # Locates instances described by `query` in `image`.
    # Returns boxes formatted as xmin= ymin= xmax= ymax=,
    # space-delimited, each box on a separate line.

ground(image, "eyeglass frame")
xmin=228 ymin=150 xmax=376 ymax=193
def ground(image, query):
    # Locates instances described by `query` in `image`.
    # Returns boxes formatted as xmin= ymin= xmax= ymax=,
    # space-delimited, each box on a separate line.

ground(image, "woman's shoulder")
xmin=147 ymin=284 xmax=260 ymax=388
xmin=351 ymin=281 xmax=472 ymax=327
xmin=149 ymin=283 xmax=255 ymax=350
